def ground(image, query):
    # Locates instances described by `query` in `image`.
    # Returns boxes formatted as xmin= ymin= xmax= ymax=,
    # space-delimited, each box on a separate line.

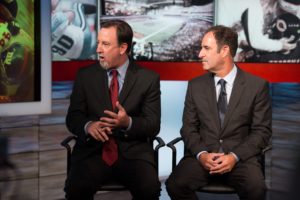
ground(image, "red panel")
xmin=52 ymin=61 xmax=300 ymax=83
xmin=52 ymin=60 xmax=97 ymax=81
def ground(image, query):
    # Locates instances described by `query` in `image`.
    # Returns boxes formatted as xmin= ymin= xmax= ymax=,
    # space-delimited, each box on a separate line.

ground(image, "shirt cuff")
xmin=125 ymin=117 xmax=132 ymax=131
xmin=84 ymin=121 xmax=92 ymax=135
xmin=230 ymin=152 xmax=239 ymax=162
xmin=196 ymin=151 xmax=208 ymax=160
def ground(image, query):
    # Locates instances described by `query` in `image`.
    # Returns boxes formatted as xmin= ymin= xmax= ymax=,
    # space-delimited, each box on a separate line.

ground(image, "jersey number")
xmin=52 ymin=35 xmax=74 ymax=55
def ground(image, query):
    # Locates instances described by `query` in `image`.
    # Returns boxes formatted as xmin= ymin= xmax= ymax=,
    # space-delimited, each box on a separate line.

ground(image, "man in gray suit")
xmin=65 ymin=19 xmax=161 ymax=200
xmin=166 ymin=25 xmax=272 ymax=200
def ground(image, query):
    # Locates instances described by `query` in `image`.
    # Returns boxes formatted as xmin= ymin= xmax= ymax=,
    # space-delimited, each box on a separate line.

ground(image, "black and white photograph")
xmin=216 ymin=0 xmax=300 ymax=63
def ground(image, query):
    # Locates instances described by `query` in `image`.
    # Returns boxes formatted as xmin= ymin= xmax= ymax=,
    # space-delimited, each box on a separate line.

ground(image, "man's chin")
xmin=100 ymin=61 xmax=110 ymax=70
xmin=202 ymin=63 xmax=209 ymax=70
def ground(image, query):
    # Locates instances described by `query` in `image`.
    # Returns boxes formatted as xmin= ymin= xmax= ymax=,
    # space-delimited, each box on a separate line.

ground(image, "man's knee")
xmin=143 ymin=180 xmax=161 ymax=199
xmin=239 ymin=177 xmax=266 ymax=200
xmin=166 ymin=173 xmax=188 ymax=196
xmin=165 ymin=175 xmax=177 ymax=195
xmin=64 ymin=179 xmax=95 ymax=200
xmin=132 ymin=178 xmax=161 ymax=200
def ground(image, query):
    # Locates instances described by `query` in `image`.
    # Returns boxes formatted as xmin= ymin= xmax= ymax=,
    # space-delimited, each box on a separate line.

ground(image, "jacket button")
xmin=124 ymin=134 xmax=128 ymax=138
xmin=219 ymin=139 xmax=223 ymax=143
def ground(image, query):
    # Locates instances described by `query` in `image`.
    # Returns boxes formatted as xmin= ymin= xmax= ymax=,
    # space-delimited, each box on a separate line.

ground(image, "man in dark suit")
xmin=64 ymin=19 xmax=161 ymax=200
xmin=166 ymin=25 xmax=272 ymax=200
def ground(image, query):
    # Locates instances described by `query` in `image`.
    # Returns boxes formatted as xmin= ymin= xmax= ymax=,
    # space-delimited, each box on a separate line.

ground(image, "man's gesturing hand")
xmin=100 ymin=101 xmax=130 ymax=129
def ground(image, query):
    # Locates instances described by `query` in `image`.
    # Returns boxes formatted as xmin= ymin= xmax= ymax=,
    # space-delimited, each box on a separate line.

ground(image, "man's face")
xmin=97 ymin=26 xmax=123 ymax=70
xmin=198 ymin=31 xmax=224 ymax=73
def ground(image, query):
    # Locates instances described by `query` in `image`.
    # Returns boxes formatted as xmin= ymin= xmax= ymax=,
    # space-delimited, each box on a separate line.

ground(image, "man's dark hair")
xmin=204 ymin=25 xmax=238 ymax=57
xmin=100 ymin=19 xmax=133 ymax=54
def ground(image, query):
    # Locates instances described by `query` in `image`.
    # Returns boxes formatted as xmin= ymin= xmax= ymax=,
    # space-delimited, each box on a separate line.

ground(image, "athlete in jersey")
xmin=51 ymin=2 xmax=95 ymax=60
xmin=0 ymin=5 xmax=34 ymax=102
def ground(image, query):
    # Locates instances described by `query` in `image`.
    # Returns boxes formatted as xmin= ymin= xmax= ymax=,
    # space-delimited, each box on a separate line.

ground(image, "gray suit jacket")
xmin=181 ymin=67 xmax=272 ymax=162
xmin=66 ymin=61 xmax=161 ymax=166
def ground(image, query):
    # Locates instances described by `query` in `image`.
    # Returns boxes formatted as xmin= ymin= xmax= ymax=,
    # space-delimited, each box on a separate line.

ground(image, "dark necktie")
xmin=102 ymin=69 xmax=118 ymax=166
xmin=217 ymin=79 xmax=227 ymax=128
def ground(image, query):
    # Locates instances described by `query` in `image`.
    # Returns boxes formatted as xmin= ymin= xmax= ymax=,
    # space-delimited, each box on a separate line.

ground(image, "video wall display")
xmin=216 ymin=0 xmax=300 ymax=63
xmin=51 ymin=0 xmax=215 ymax=62
xmin=101 ymin=0 xmax=214 ymax=62
xmin=50 ymin=0 xmax=299 ymax=64
xmin=51 ymin=0 xmax=98 ymax=61
xmin=0 ymin=0 xmax=39 ymax=103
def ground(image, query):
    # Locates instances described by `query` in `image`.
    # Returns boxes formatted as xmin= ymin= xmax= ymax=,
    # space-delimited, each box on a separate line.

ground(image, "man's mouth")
xmin=99 ymin=55 xmax=105 ymax=60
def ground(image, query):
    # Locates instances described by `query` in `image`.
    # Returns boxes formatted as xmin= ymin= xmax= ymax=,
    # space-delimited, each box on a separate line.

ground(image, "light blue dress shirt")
xmin=107 ymin=59 xmax=129 ymax=93
xmin=214 ymin=65 xmax=237 ymax=103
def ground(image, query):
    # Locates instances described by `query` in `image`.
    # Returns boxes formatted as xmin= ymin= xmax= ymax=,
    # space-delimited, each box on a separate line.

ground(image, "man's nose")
xmin=198 ymin=49 xmax=204 ymax=59
xmin=96 ymin=43 xmax=103 ymax=53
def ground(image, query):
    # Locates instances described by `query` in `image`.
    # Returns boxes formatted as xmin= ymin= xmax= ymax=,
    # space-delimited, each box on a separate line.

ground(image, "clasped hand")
xmin=281 ymin=35 xmax=297 ymax=54
xmin=87 ymin=101 xmax=130 ymax=142
xmin=199 ymin=152 xmax=237 ymax=175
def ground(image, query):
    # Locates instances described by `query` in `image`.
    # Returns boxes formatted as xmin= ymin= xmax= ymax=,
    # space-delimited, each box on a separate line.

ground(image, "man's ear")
xmin=119 ymin=43 xmax=128 ymax=55
xmin=221 ymin=45 xmax=230 ymax=58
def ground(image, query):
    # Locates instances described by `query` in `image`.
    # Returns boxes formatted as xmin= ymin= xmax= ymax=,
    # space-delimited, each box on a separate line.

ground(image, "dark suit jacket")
xmin=181 ymin=67 xmax=272 ymax=162
xmin=66 ymin=61 xmax=161 ymax=166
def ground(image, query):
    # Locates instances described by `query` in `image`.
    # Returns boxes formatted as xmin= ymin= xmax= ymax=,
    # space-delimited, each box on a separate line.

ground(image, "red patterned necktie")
xmin=102 ymin=69 xmax=118 ymax=166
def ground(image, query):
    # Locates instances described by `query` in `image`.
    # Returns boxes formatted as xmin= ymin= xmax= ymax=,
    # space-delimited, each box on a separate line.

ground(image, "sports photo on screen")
xmin=216 ymin=0 xmax=300 ymax=63
xmin=0 ymin=0 xmax=39 ymax=103
xmin=101 ymin=0 xmax=214 ymax=62
xmin=51 ymin=0 xmax=97 ymax=61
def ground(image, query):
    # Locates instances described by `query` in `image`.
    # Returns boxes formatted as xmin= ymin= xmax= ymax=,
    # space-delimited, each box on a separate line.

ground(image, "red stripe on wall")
xmin=52 ymin=60 xmax=96 ymax=81
xmin=52 ymin=61 xmax=300 ymax=83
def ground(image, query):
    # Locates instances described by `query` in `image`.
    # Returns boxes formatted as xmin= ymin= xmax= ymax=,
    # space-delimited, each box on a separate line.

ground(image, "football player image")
xmin=217 ymin=0 xmax=299 ymax=63
xmin=258 ymin=0 xmax=300 ymax=62
xmin=51 ymin=0 xmax=97 ymax=60
xmin=267 ymin=0 xmax=300 ymax=47
xmin=0 ymin=0 xmax=35 ymax=103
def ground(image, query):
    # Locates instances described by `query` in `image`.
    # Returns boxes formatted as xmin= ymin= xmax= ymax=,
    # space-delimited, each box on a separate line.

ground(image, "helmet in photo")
xmin=0 ymin=0 xmax=18 ymax=19
xmin=269 ymin=13 xmax=300 ymax=43
xmin=278 ymin=0 xmax=300 ymax=18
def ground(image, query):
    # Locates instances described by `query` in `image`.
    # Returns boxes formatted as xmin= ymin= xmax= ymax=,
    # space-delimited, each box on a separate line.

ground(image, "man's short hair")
xmin=204 ymin=25 xmax=238 ymax=57
xmin=100 ymin=19 xmax=133 ymax=54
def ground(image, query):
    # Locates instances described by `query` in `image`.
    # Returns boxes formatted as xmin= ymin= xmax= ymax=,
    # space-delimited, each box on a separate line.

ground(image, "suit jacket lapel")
xmin=206 ymin=73 xmax=221 ymax=130
xmin=94 ymin=65 xmax=111 ymax=110
xmin=221 ymin=68 xmax=246 ymax=132
xmin=118 ymin=62 xmax=137 ymax=105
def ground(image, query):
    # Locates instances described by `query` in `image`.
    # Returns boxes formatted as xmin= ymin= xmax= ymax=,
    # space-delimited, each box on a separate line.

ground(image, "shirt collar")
xmin=107 ymin=59 xmax=129 ymax=79
xmin=214 ymin=64 xmax=237 ymax=87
